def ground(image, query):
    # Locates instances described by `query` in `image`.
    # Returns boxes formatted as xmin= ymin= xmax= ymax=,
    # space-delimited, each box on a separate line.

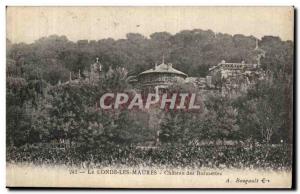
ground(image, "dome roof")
xmin=138 ymin=62 xmax=187 ymax=77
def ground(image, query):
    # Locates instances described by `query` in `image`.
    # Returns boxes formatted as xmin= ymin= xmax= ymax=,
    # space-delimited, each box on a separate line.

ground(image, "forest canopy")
xmin=7 ymin=29 xmax=293 ymax=85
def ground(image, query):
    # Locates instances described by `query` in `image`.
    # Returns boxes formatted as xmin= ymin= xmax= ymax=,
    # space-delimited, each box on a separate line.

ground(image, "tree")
xmin=204 ymin=94 xmax=239 ymax=144
xmin=46 ymin=82 xmax=94 ymax=146
xmin=234 ymin=71 xmax=290 ymax=144
xmin=6 ymin=76 xmax=48 ymax=146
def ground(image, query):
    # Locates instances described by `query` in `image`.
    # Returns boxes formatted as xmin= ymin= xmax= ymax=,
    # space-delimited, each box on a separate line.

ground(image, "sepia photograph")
xmin=5 ymin=6 xmax=294 ymax=188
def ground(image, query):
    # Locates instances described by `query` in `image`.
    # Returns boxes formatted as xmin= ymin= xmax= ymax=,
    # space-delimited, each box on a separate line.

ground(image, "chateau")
xmin=59 ymin=42 xmax=266 ymax=145
xmin=66 ymin=40 xmax=265 ymax=99
xmin=133 ymin=40 xmax=265 ymax=98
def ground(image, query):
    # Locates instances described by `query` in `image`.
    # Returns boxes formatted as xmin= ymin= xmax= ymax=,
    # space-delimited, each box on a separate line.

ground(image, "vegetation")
xmin=6 ymin=29 xmax=293 ymax=168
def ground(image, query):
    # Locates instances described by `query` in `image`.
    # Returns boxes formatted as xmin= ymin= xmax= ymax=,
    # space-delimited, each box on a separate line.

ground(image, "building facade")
xmin=136 ymin=60 xmax=187 ymax=94
xmin=136 ymin=59 xmax=263 ymax=98
xmin=208 ymin=60 xmax=263 ymax=97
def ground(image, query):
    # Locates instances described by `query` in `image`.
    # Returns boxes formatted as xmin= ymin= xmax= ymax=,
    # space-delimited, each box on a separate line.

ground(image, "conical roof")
xmin=138 ymin=62 xmax=187 ymax=77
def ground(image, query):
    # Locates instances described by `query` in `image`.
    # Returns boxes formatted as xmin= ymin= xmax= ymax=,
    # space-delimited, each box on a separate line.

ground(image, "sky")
xmin=6 ymin=6 xmax=294 ymax=43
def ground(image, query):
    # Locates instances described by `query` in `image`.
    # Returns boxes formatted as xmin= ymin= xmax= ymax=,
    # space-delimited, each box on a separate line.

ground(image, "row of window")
xmin=140 ymin=75 xmax=183 ymax=83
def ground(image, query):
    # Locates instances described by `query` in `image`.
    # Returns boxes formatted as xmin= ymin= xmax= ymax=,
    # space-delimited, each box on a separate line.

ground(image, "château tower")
xmin=90 ymin=57 xmax=103 ymax=84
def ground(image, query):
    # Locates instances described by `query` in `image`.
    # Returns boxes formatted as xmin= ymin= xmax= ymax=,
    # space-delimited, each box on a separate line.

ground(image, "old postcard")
xmin=6 ymin=6 xmax=294 ymax=188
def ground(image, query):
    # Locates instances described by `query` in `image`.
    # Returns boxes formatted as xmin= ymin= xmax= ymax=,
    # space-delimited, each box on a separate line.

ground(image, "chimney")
xmin=167 ymin=63 xmax=172 ymax=69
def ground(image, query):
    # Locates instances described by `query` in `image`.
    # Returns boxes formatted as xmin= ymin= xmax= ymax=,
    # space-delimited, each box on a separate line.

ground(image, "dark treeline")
xmin=7 ymin=29 xmax=293 ymax=84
